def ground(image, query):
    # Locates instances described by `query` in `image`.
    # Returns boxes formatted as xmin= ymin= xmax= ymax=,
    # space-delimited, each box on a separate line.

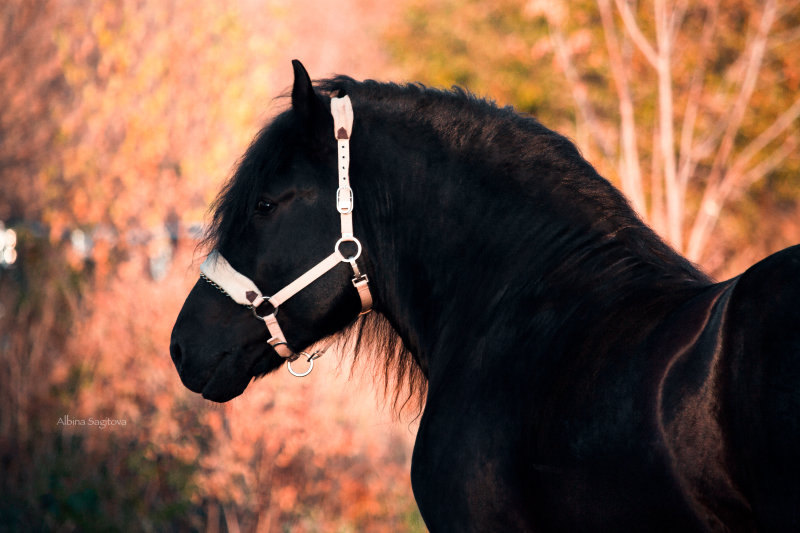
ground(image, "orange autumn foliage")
xmin=0 ymin=0 xmax=424 ymax=531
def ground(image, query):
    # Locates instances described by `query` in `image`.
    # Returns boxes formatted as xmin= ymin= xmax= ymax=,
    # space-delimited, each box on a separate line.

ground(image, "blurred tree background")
xmin=0 ymin=0 xmax=421 ymax=531
xmin=387 ymin=0 xmax=800 ymax=277
xmin=0 ymin=0 xmax=797 ymax=531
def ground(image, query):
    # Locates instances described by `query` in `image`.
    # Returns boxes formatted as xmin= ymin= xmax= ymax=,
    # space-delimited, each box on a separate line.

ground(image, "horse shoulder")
xmin=410 ymin=379 xmax=537 ymax=532
xmin=653 ymin=278 xmax=758 ymax=529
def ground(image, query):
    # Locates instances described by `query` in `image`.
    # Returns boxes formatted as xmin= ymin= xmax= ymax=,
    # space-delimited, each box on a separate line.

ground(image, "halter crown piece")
xmin=200 ymin=96 xmax=373 ymax=377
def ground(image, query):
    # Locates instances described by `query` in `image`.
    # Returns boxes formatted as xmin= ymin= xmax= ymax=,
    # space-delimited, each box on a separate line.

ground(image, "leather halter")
xmin=200 ymin=96 xmax=373 ymax=376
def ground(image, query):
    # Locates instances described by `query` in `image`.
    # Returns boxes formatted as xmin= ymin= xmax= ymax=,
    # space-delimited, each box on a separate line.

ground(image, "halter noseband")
xmin=199 ymin=96 xmax=373 ymax=377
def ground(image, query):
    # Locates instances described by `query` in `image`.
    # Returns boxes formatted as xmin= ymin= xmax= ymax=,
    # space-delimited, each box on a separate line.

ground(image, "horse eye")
xmin=255 ymin=200 xmax=277 ymax=216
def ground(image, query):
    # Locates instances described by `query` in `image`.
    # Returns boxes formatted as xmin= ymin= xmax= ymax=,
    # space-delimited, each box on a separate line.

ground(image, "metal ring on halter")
xmin=334 ymin=236 xmax=362 ymax=263
xmin=287 ymin=351 xmax=318 ymax=377
xmin=250 ymin=296 xmax=278 ymax=321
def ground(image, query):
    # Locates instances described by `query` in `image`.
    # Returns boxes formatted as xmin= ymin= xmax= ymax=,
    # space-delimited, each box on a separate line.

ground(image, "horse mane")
xmin=315 ymin=76 xmax=712 ymax=414
xmin=204 ymin=75 xmax=712 ymax=416
xmin=316 ymin=76 xmax=709 ymax=287
xmin=338 ymin=309 xmax=425 ymax=418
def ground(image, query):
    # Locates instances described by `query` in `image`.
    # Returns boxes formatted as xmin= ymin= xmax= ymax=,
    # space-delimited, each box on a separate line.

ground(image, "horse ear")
xmin=291 ymin=60 xmax=325 ymax=128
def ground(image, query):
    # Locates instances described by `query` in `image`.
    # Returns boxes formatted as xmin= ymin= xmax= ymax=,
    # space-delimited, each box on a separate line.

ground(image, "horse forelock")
xmin=202 ymin=112 xmax=295 ymax=255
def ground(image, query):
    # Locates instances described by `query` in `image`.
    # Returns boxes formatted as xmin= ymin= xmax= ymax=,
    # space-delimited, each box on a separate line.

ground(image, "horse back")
xmin=720 ymin=244 xmax=800 ymax=530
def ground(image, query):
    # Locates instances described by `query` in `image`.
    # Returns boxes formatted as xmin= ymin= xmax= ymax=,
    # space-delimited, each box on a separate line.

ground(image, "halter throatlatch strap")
xmin=198 ymin=95 xmax=372 ymax=373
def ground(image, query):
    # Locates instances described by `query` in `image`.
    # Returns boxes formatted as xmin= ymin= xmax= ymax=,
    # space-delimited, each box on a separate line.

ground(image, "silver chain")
xmin=200 ymin=272 xmax=255 ymax=311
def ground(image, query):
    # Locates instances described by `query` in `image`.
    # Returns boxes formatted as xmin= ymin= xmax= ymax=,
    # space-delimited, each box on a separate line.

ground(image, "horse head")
xmin=170 ymin=61 xmax=371 ymax=402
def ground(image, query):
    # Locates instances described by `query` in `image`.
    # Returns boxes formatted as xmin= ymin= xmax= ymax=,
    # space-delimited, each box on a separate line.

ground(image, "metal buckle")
xmin=352 ymin=274 xmax=372 ymax=316
xmin=267 ymin=338 xmax=296 ymax=360
xmin=336 ymin=186 xmax=353 ymax=214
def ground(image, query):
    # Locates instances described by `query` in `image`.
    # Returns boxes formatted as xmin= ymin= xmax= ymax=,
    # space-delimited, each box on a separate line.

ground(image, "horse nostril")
xmin=170 ymin=342 xmax=183 ymax=370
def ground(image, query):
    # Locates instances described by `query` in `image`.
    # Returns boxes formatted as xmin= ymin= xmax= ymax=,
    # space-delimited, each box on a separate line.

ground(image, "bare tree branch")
xmin=739 ymin=135 xmax=798 ymax=189
xmin=669 ymin=0 xmax=689 ymax=42
xmin=769 ymin=25 xmax=800 ymax=48
xmin=650 ymin=123 xmax=666 ymax=234
xmin=687 ymin=134 xmax=796 ymax=261
xmin=598 ymin=0 xmax=648 ymax=217
xmin=653 ymin=0 xmax=683 ymax=249
xmin=704 ymin=0 xmax=777 ymax=186
xmin=687 ymin=0 xmax=779 ymax=259
xmin=731 ymin=94 xmax=800 ymax=173
xmin=548 ymin=21 xmax=617 ymax=166
xmin=677 ymin=1 xmax=719 ymax=189
xmin=614 ymin=0 xmax=659 ymax=67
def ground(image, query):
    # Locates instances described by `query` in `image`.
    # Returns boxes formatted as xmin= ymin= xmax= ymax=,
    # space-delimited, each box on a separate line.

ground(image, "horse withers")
xmin=170 ymin=60 xmax=800 ymax=532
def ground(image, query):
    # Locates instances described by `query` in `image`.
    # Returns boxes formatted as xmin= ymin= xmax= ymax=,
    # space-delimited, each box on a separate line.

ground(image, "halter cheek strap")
xmin=200 ymin=96 xmax=372 ymax=374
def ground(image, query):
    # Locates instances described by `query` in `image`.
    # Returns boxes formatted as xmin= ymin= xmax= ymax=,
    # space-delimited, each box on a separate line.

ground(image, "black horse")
xmin=170 ymin=60 xmax=800 ymax=532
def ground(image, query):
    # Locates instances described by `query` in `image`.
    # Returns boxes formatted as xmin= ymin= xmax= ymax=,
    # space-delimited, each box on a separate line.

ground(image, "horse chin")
xmin=200 ymin=346 xmax=284 ymax=403
xmin=201 ymin=373 xmax=249 ymax=403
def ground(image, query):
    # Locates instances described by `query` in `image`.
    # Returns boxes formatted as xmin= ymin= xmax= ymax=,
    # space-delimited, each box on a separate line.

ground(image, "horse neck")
xmin=350 ymin=109 xmax=709 ymax=381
